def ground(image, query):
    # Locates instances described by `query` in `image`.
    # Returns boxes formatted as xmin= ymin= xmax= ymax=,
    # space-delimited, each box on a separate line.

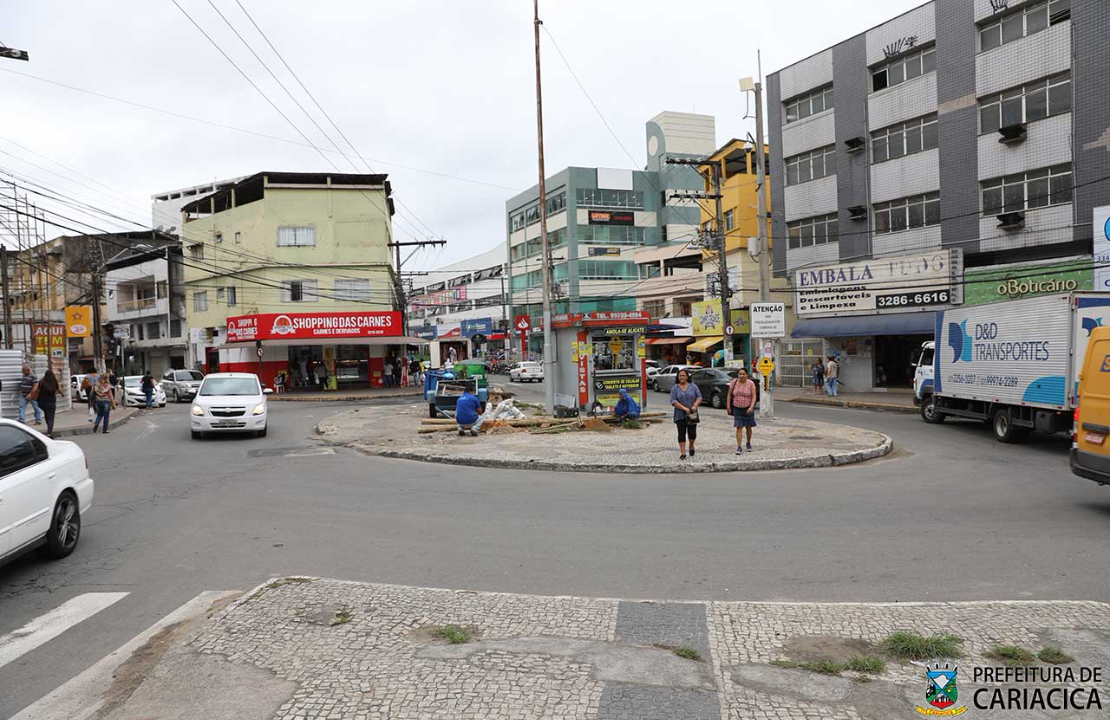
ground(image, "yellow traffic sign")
xmin=757 ymin=356 xmax=775 ymax=376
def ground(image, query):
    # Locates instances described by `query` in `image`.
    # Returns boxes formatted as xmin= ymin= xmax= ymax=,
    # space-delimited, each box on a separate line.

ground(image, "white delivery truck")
xmin=914 ymin=293 xmax=1110 ymax=442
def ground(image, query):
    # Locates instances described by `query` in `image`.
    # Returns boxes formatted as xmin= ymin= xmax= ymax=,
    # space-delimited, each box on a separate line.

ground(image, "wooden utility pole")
xmin=1 ymin=247 xmax=11 ymax=349
xmin=534 ymin=0 xmax=555 ymax=414
xmin=710 ymin=162 xmax=733 ymax=360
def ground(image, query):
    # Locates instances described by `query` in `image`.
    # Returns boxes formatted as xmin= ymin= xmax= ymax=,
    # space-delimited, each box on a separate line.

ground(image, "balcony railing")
xmin=117 ymin=297 xmax=158 ymax=313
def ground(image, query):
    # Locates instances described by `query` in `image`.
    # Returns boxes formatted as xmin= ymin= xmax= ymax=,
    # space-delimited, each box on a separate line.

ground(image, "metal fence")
xmin=777 ymin=338 xmax=825 ymax=388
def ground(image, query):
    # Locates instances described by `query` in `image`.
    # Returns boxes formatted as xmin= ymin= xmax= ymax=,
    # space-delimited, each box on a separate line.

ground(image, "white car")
xmin=191 ymin=372 xmax=271 ymax=439
xmin=0 ymin=420 xmax=93 ymax=568
xmin=120 ymin=376 xmax=167 ymax=407
xmin=510 ymin=361 xmax=544 ymax=383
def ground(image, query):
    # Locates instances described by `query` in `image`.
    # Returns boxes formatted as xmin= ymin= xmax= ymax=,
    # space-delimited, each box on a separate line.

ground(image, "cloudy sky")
xmin=1 ymin=0 xmax=925 ymax=270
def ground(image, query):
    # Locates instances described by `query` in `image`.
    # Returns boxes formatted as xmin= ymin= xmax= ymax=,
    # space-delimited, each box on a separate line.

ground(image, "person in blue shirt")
xmin=614 ymin=388 xmax=640 ymax=425
xmin=455 ymin=388 xmax=484 ymax=436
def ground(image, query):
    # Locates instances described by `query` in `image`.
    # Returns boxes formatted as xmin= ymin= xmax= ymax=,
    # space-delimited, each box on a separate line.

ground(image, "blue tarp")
xmin=791 ymin=311 xmax=935 ymax=338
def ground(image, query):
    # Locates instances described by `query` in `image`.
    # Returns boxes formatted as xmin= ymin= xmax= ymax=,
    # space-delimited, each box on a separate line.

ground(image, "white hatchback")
xmin=120 ymin=376 xmax=168 ymax=407
xmin=0 ymin=420 xmax=93 ymax=568
xmin=190 ymin=373 xmax=271 ymax=439
xmin=510 ymin=362 xmax=544 ymax=383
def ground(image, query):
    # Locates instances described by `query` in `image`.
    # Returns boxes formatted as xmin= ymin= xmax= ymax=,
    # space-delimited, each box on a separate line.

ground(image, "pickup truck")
xmin=424 ymin=366 xmax=489 ymax=419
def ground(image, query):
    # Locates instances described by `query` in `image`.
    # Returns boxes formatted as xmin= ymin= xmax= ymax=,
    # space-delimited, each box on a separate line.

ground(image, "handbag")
xmin=686 ymin=408 xmax=700 ymax=424
xmin=27 ymin=382 xmax=40 ymax=401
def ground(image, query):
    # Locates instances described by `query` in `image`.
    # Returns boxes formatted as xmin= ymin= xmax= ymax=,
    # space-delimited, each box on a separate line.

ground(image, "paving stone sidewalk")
xmin=127 ymin=578 xmax=1110 ymax=720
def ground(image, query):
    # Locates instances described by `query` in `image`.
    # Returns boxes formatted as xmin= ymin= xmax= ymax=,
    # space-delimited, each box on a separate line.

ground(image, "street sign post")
xmin=724 ymin=324 xmax=735 ymax=336
xmin=750 ymin=302 xmax=786 ymax=338
xmin=757 ymin=356 xmax=774 ymax=376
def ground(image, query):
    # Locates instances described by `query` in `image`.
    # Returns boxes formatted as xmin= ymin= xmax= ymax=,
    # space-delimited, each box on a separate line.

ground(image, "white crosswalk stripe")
xmin=0 ymin=593 xmax=129 ymax=671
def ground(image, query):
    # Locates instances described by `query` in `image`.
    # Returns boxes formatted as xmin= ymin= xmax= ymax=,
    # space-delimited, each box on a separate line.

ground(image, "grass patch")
xmin=434 ymin=625 xmax=472 ymax=644
xmin=651 ymin=643 xmax=703 ymax=662
xmin=621 ymin=419 xmax=644 ymax=430
xmin=1037 ymin=647 xmax=1074 ymax=665
xmin=845 ymin=655 xmax=887 ymax=674
xmin=265 ymin=577 xmax=314 ymax=590
xmin=881 ymin=631 xmax=963 ymax=661
xmin=854 ymin=674 xmax=873 ymax=683
xmin=329 ymin=609 xmax=353 ymax=626
xmin=770 ymin=658 xmax=845 ymax=675
xmin=986 ymin=645 xmax=1036 ymax=665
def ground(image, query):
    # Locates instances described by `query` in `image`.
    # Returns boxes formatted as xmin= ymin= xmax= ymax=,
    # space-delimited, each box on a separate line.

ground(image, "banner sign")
xmin=965 ymin=258 xmax=1092 ymax=306
xmin=794 ymin=250 xmax=961 ymax=317
xmin=226 ymin=311 xmax=402 ymax=342
xmin=412 ymin=325 xmax=438 ymax=340
xmin=587 ymin=210 xmax=635 ymax=226
xmin=461 ymin=317 xmax=493 ymax=338
xmin=411 ymin=286 xmax=467 ymax=309
xmin=65 ymin=305 xmax=93 ymax=338
xmin=588 ymin=246 xmax=622 ymax=257
xmin=593 ymin=373 xmax=642 ymax=405
xmin=692 ymin=300 xmax=723 ymax=336
xmin=1095 ymin=206 xmax=1110 ymax=292
xmin=34 ymin=324 xmax=66 ymax=358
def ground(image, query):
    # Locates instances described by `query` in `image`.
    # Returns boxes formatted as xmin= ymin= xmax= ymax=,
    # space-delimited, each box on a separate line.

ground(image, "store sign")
xmin=576 ymin=332 xmax=590 ymax=407
xmin=794 ymin=250 xmax=961 ymax=317
xmin=64 ymin=305 xmax=93 ymax=338
xmin=411 ymin=286 xmax=467 ymax=309
xmin=225 ymin=311 xmax=402 ymax=343
xmin=593 ymin=374 xmax=642 ymax=405
xmin=596 ymin=326 xmax=645 ymax=336
xmin=587 ymin=310 xmax=649 ymax=322
xmin=33 ymin=324 xmax=66 ymax=358
xmin=1094 ymin=206 xmax=1110 ymax=291
xmin=412 ymin=325 xmax=438 ymax=340
xmin=588 ymin=246 xmax=622 ymax=257
xmin=514 ymin=315 xmax=531 ymax=332
xmin=965 ymin=259 xmax=1092 ymax=306
xmin=587 ymin=210 xmax=634 ymax=226
xmin=461 ymin=318 xmax=493 ymax=338
xmin=692 ymin=300 xmax=723 ymax=336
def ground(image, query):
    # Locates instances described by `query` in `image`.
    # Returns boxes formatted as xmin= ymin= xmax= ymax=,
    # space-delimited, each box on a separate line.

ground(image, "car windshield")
xmin=200 ymin=378 xmax=259 ymax=396
xmin=123 ymin=377 xmax=142 ymax=387
xmin=180 ymin=371 xmax=204 ymax=381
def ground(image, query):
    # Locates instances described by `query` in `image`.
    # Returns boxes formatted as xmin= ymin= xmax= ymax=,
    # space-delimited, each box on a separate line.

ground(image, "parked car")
xmin=691 ymin=367 xmax=742 ymax=409
xmin=120 ymin=376 xmax=167 ymax=408
xmin=645 ymin=360 xmax=662 ymax=378
xmin=510 ymin=361 xmax=544 ymax=383
xmin=70 ymin=374 xmax=90 ymax=402
xmin=651 ymin=365 xmax=698 ymax=393
xmin=162 ymin=369 xmax=205 ymax=403
xmin=190 ymin=372 xmax=271 ymax=439
xmin=0 ymin=420 xmax=93 ymax=568
xmin=1071 ymin=325 xmax=1110 ymax=487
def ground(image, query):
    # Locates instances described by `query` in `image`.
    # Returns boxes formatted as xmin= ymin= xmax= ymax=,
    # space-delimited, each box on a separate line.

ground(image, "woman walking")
xmin=36 ymin=370 xmax=63 ymax=438
xmin=92 ymin=375 xmax=116 ymax=434
xmin=669 ymin=368 xmax=702 ymax=460
xmin=811 ymin=357 xmax=825 ymax=395
xmin=726 ymin=368 xmax=758 ymax=455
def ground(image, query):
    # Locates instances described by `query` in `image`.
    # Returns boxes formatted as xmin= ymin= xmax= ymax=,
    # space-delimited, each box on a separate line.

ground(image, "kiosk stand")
xmin=548 ymin=311 xmax=650 ymax=413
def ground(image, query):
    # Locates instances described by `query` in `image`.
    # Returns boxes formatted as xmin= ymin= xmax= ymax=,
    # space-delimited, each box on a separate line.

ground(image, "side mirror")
xmin=263 ymin=388 xmax=274 ymax=395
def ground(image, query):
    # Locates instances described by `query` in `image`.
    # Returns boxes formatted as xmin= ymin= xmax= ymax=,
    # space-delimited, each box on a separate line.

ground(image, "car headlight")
xmin=252 ymin=403 xmax=266 ymax=415
xmin=191 ymin=404 xmax=205 ymax=416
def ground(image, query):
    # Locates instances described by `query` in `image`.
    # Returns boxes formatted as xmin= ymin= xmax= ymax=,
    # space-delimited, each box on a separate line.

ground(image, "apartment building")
xmin=767 ymin=0 xmax=1109 ymax=390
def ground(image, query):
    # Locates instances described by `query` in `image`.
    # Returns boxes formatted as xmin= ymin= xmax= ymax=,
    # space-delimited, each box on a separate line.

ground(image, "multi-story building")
xmin=151 ymin=177 xmax=245 ymax=233
xmin=505 ymin=112 xmax=716 ymax=352
xmin=406 ymin=242 xmax=508 ymax=365
xmin=768 ymin=0 xmax=1108 ymax=391
xmin=178 ymin=171 xmax=410 ymax=390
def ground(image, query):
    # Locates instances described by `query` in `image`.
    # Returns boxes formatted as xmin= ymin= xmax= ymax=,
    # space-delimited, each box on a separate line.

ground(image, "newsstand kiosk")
xmin=549 ymin=310 xmax=650 ymax=413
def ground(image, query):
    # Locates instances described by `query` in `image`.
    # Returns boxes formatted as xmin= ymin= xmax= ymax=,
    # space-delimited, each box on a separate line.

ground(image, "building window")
xmin=979 ymin=72 xmax=1071 ymax=134
xmin=724 ymin=209 xmax=735 ymax=232
xmin=639 ymin=263 xmax=662 ymax=279
xmin=545 ymin=191 xmax=567 ymax=216
xmin=787 ymin=214 xmax=838 ymax=250
xmin=334 ymin=278 xmax=372 ymax=302
xmin=784 ymin=85 xmax=834 ymax=124
xmin=170 ymin=319 xmax=182 ymax=338
xmin=146 ymin=321 xmax=161 ymax=339
xmin=642 ymin=300 xmax=665 ymax=318
xmin=575 ymin=188 xmax=645 ymax=209
xmin=785 ymin=146 xmax=836 ymax=186
xmin=234 ymin=232 xmax=242 ymax=244
xmin=872 ymin=115 xmax=939 ymax=163
xmin=157 ymin=280 xmax=168 ymax=299
xmin=874 ymin=193 xmax=941 ymax=235
xmin=215 ymin=287 xmax=237 ymax=306
xmin=578 ymin=225 xmax=645 ymax=246
xmin=872 ymin=46 xmax=935 ymax=92
xmin=577 ymin=260 xmax=637 ymax=280
xmin=281 ymin=279 xmax=319 ymax=302
xmin=214 ymin=232 xmax=223 ymax=244
xmin=979 ymin=0 xmax=1070 ymax=52
xmin=192 ymin=291 xmax=208 ymax=312
xmin=188 ymin=243 xmax=204 ymax=260
xmin=982 ymin=164 xmax=1072 ymax=215
xmin=510 ymin=211 xmax=526 ymax=232
xmin=277 ymin=226 xmax=316 ymax=247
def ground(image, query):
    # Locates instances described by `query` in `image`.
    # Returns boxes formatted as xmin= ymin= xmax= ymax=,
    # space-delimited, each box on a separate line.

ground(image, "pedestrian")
xmin=394 ymin=355 xmax=404 ymax=387
xmin=614 ymin=388 xmax=641 ymax=425
xmin=455 ymin=387 xmax=484 ymax=437
xmin=811 ymin=357 xmax=826 ymax=395
xmin=141 ymin=369 xmax=155 ymax=409
xmin=383 ymin=359 xmax=394 ymax=388
xmin=314 ymin=362 xmax=328 ymax=392
xmin=825 ymin=355 xmax=840 ymax=397
xmin=409 ymin=356 xmax=422 ymax=386
xmin=81 ymin=373 xmax=95 ymax=422
xmin=92 ymin=375 xmax=116 ymax=434
xmin=19 ymin=364 xmax=43 ymax=425
xmin=37 ymin=369 xmax=62 ymax=438
xmin=669 ymin=368 xmax=702 ymax=460
xmin=726 ymin=368 xmax=758 ymax=455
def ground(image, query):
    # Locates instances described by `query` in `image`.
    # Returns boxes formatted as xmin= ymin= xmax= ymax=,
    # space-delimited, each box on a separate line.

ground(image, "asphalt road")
xmin=1 ymin=384 xmax=1108 ymax=717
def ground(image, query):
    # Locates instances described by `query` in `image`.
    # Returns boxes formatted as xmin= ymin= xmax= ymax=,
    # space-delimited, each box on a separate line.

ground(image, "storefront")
xmin=218 ymin=311 xmax=427 ymax=390
xmin=548 ymin=310 xmax=650 ymax=411
xmin=790 ymin=250 xmax=962 ymax=391
xmin=964 ymin=256 xmax=1092 ymax=306
xmin=461 ymin=318 xmax=495 ymax=358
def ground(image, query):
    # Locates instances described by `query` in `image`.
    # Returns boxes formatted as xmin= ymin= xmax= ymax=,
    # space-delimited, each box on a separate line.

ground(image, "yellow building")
xmin=178 ymin=172 xmax=403 ymax=389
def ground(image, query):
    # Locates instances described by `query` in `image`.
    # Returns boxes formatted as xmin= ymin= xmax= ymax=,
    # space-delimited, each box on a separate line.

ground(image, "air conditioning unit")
xmin=844 ymin=137 xmax=865 ymax=154
xmin=996 ymin=212 xmax=1026 ymax=231
xmin=998 ymin=124 xmax=1027 ymax=145
xmin=848 ymin=206 xmax=868 ymax=222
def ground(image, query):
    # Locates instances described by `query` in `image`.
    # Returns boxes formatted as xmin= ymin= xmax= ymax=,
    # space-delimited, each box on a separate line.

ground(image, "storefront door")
xmin=875 ymin=334 xmax=930 ymax=388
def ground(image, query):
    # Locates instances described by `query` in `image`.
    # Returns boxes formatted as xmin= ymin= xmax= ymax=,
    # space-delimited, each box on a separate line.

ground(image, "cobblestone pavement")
xmin=188 ymin=578 xmax=1110 ymax=720
xmin=316 ymin=403 xmax=891 ymax=473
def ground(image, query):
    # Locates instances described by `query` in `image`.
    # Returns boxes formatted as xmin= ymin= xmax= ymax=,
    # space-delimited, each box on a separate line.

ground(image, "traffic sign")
xmin=757 ymin=356 xmax=775 ymax=376
xmin=751 ymin=302 xmax=786 ymax=338
xmin=257 ymin=346 xmax=265 ymax=358
xmin=514 ymin=314 xmax=531 ymax=332
xmin=724 ymin=324 xmax=735 ymax=336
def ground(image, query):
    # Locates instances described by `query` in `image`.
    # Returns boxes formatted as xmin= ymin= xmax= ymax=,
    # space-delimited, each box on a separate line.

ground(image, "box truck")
xmin=914 ymin=293 xmax=1110 ymax=442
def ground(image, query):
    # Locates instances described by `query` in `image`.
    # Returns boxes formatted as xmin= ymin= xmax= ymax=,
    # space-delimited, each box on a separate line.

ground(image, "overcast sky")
xmin=1 ymin=0 xmax=925 ymax=271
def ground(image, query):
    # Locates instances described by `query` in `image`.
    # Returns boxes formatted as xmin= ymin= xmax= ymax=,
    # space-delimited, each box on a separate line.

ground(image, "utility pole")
xmin=710 ymin=162 xmax=733 ymax=361
xmin=89 ymin=240 xmax=105 ymax=373
xmin=1 ymin=247 xmax=11 ymax=349
xmin=388 ymin=238 xmax=446 ymax=337
xmin=534 ymin=0 xmax=555 ymax=415
xmin=745 ymin=68 xmax=775 ymax=418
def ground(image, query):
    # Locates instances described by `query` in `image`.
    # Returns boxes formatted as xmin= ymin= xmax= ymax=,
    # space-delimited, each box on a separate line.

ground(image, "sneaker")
xmin=689 ymin=448 xmax=695 ymax=457
xmin=735 ymin=446 xmax=743 ymax=455
xmin=470 ymin=430 xmax=479 ymax=437
xmin=746 ymin=443 xmax=753 ymax=452
xmin=680 ymin=454 xmax=687 ymax=460
xmin=458 ymin=430 xmax=466 ymax=436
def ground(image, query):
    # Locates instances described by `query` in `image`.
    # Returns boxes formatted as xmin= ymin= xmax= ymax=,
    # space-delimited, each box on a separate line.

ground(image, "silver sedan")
xmin=651 ymin=365 xmax=699 ymax=393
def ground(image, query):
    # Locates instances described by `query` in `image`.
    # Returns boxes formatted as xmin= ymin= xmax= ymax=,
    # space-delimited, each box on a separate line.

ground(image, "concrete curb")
xmin=271 ymin=391 xmax=422 ymax=403
xmin=781 ymin=396 xmax=918 ymax=414
xmin=50 ymin=407 xmax=139 ymax=438
xmin=341 ymin=434 xmax=893 ymax=474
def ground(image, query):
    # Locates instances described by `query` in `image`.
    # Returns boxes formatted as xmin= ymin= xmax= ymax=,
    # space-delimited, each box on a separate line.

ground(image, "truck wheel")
xmin=920 ymin=395 xmax=945 ymax=424
xmin=992 ymin=408 xmax=1028 ymax=443
xmin=428 ymin=403 xmax=438 ymax=419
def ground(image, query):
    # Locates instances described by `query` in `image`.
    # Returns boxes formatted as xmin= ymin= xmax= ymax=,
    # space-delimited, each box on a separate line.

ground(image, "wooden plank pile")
xmin=417 ymin=411 xmax=667 ymax=435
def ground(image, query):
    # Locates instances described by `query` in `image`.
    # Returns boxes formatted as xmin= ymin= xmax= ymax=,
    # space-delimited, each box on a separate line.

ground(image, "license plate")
xmin=1084 ymin=431 xmax=1106 ymax=445
xmin=212 ymin=421 xmax=240 ymax=428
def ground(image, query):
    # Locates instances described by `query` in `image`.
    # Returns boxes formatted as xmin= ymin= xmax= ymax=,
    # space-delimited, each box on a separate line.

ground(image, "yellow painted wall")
xmin=698 ymin=139 xmax=772 ymax=254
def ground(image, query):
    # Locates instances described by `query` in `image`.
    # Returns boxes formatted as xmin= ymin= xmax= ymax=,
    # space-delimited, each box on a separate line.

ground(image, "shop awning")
xmin=687 ymin=336 xmax=724 ymax=353
xmin=215 ymin=336 xmax=429 ymax=349
xmin=647 ymin=337 xmax=693 ymax=346
xmin=791 ymin=311 xmax=935 ymax=338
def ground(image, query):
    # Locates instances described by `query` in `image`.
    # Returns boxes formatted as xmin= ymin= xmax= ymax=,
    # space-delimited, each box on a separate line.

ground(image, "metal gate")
xmin=778 ymin=338 xmax=825 ymax=388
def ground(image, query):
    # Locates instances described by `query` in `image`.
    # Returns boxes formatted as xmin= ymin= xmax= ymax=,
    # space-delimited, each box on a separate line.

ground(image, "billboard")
xmin=692 ymin=300 xmax=723 ymax=336
xmin=226 ymin=311 xmax=402 ymax=343
xmin=794 ymin=250 xmax=962 ymax=317
xmin=65 ymin=305 xmax=93 ymax=337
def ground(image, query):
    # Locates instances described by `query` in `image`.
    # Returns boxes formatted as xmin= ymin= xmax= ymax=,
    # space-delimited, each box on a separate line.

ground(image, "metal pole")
xmin=712 ymin=162 xmax=732 ymax=362
xmin=1 ymin=247 xmax=11 ymax=349
xmin=90 ymin=242 xmax=105 ymax=373
xmin=753 ymin=76 xmax=774 ymax=419
xmin=534 ymin=0 xmax=555 ymax=414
